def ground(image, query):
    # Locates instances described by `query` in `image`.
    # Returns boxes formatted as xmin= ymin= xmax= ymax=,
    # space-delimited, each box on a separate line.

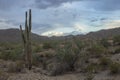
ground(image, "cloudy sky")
xmin=0 ymin=0 xmax=120 ymax=36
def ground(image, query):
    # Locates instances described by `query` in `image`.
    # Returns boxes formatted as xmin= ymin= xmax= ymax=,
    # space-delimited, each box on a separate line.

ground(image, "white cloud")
xmin=73 ymin=22 xmax=89 ymax=33
xmin=74 ymin=23 xmax=85 ymax=31
xmin=103 ymin=20 xmax=120 ymax=29
xmin=61 ymin=2 xmax=73 ymax=9
xmin=41 ymin=31 xmax=64 ymax=37
xmin=0 ymin=20 xmax=17 ymax=29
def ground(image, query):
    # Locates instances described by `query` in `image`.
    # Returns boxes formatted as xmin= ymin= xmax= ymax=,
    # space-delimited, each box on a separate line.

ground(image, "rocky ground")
xmin=0 ymin=43 xmax=120 ymax=80
xmin=8 ymin=72 xmax=84 ymax=80
xmin=0 ymin=52 xmax=120 ymax=80
xmin=7 ymin=71 xmax=120 ymax=80
xmin=6 ymin=53 xmax=120 ymax=80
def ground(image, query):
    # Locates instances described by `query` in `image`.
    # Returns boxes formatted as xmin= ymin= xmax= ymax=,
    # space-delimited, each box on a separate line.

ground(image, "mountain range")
xmin=0 ymin=27 xmax=120 ymax=42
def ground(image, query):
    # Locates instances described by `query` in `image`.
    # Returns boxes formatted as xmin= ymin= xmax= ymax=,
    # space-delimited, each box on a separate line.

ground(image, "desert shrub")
xmin=41 ymin=50 xmax=56 ymax=57
xmin=0 ymin=51 xmax=15 ymax=60
xmin=33 ymin=45 xmax=43 ymax=53
xmin=85 ymin=73 xmax=94 ymax=80
xmin=73 ymin=37 xmax=85 ymax=49
xmin=32 ymin=53 xmax=42 ymax=66
xmin=32 ymin=51 xmax=55 ymax=67
xmin=114 ymin=48 xmax=120 ymax=54
xmin=99 ymin=57 xmax=112 ymax=69
xmin=56 ymin=48 xmax=76 ymax=71
xmin=113 ymin=35 xmax=120 ymax=45
xmin=0 ymin=70 xmax=9 ymax=80
xmin=56 ymin=40 xmax=84 ymax=71
xmin=8 ymin=61 xmax=24 ymax=73
xmin=33 ymin=53 xmax=49 ymax=69
xmin=110 ymin=62 xmax=120 ymax=74
xmin=100 ymin=39 xmax=111 ymax=48
xmin=42 ymin=60 xmax=47 ymax=70
xmin=47 ymin=63 xmax=69 ymax=76
xmin=88 ymin=44 xmax=107 ymax=57
xmin=85 ymin=63 xmax=99 ymax=73
xmin=42 ymin=42 xmax=53 ymax=49
xmin=0 ymin=43 xmax=23 ymax=61
xmin=40 ymin=56 xmax=48 ymax=70
xmin=0 ymin=49 xmax=23 ymax=61
xmin=10 ymin=48 xmax=23 ymax=61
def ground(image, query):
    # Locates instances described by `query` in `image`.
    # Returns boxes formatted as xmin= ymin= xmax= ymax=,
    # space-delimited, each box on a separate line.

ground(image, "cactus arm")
xmin=29 ymin=9 xmax=32 ymax=31
xmin=20 ymin=25 xmax=26 ymax=45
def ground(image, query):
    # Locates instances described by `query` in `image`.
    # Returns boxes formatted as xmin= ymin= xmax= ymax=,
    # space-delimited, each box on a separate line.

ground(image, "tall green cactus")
xmin=20 ymin=9 xmax=32 ymax=70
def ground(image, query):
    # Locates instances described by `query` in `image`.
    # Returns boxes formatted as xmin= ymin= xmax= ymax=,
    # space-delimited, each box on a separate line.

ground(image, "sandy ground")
xmin=8 ymin=71 xmax=85 ymax=80
xmin=8 ymin=71 xmax=120 ymax=80
xmin=7 ymin=70 xmax=120 ymax=80
xmin=2 ymin=53 xmax=120 ymax=80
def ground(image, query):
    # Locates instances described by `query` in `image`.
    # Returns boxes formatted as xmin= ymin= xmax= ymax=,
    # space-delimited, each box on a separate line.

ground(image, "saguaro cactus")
xmin=20 ymin=9 xmax=32 ymax=70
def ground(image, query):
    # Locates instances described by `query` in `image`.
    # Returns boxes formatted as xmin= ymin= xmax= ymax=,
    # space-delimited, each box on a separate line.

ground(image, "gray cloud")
xmin=0 ymin=0 xmax=22 ymax=10
xmin=0 ymin=0 xmax=30 ymax=11
xmin=0 ymin=0 xmax=120 ymax=36
xmin=88 ymin=0 xmax=120 ymax=11
xmin=0 ymin=18 xmax=54 ymax=34
xmin=32 ymin=23 xmax=55 ymax=34
xmin=0 ymin=0 xmax=15 ymax=10
xmin=35 ymin=0 xmax=80 ymax=9
xmin=34 ymin=0 xmax=120 ymax=11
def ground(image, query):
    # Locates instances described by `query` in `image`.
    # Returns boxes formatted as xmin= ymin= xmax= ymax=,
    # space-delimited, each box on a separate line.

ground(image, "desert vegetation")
xmin=0 ymin=9 xmax=120 ymax=80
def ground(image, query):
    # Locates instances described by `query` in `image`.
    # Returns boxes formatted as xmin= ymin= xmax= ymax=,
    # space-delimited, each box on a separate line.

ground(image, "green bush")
xmin=57 ymin=48 xmax=75 ymax=70
xmin=0 ymin=43 xmax=23 ymax=61
xmin=85 ymin=63 xmax=99 ymax=73
xmin=8 ymin=61 xmax=24 ymax=73
xmin=85 ymin=73 xmax=94 ymax=80
xmin=110 ymin=62 xmax=120 ymax=74
xmin=56 ymin=40 xmax=83 ymax=71
xmin=32 ymin=53 xmax=42 ymax=66
xmin=43 ymin=42 xmax=53 ymax=49
xmin=114 ymin=48 xmax=120 ymax=54
xmin=113 ymin=35 xmax=120 ymax=45
xmin=47 ymin=63 xmax=69 ymax=76
xmin=33 ymin=45 xmax=43 ymax=53
xmin=0 ymin=70 xmax=9 ymax=80
xmin=100 ymin=39 xmax=111 ymax=48
xmin=99 ymin=57 xmax=112 ymax=69
xmin=88 ymin=44 xmax=107 ymax=57
xmin=0 ymin=49 xmax=23 ymax=61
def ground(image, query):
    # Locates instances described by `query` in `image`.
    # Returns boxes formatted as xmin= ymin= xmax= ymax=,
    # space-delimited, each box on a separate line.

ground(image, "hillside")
xmin=84 ymin=27 xmax=120 ymax=39
xmin=0 ymin=28 xmax=49 ymax=42
xmin=0 ymin=27 xmax=120 ymax=42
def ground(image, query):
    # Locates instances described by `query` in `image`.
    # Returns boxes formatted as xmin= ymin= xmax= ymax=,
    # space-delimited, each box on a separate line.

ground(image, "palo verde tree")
xmin=20 ymin=9 xmax=32 ymax=70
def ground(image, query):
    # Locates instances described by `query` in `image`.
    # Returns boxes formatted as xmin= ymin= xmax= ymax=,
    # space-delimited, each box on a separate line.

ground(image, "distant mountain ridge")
xmin=84 ymin=27 xmax=120 ymax=39
xmin=0 ymin=28 xmax=48 ymax=42
xmin=0 ymin=27 xmax=120 ymax=42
